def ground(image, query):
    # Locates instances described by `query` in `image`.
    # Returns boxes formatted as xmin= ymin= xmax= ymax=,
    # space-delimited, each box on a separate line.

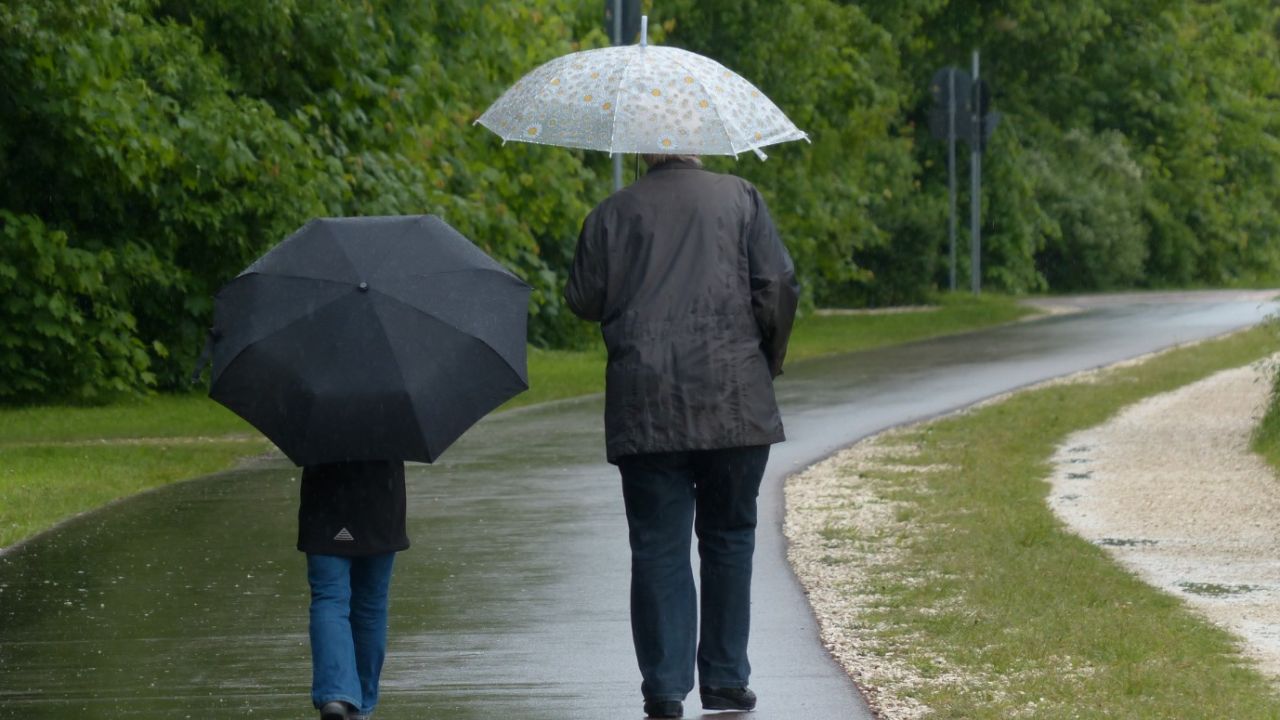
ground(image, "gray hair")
xmin=642 ymin=153 xmax=703 ymax=168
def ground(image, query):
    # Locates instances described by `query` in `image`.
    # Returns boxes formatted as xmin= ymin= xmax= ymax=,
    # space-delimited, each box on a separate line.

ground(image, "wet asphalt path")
xmin=0 ymin=291 xmax=1275 ymax=719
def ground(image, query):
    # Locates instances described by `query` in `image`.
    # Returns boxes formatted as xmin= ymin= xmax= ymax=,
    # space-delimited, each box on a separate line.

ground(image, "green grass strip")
xmin=785 ymin=293 xmax=1032 ymax=362
xmin=0 ymin=392 xmax=259 ymax=445
xmin=0 ymin=441 xmax=267 ymax=548
xmin=838 ymin=324 xmax=1280 ymax=718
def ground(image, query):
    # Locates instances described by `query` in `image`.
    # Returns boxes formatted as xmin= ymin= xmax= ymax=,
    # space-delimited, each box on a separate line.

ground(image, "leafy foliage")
xmin=1032 ymin=130 xmax=1148 ymax=290
xmin=3 ymin=0 xmax=1280 ymax=400
xmin=0 ymin=211 xmax=153 ymax=402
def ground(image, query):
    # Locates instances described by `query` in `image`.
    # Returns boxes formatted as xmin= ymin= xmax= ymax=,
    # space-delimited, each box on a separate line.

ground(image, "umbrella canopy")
xmin=476 ymin=19 xmax=807 ymax=160
xmin=208 ymin=215 xmax=530 ymax=466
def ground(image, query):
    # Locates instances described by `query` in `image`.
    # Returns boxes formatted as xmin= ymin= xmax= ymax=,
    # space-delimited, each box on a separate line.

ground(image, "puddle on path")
xmin=1178 ymin=582 xmax=1263 ymax=598
xmin=1096 ymin=537 xmax=1159 ymax=547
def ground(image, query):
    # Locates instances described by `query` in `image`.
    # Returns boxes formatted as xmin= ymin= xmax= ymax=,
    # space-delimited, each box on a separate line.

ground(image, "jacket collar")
xmin=646 ymin=158 xmax=704 ymax=174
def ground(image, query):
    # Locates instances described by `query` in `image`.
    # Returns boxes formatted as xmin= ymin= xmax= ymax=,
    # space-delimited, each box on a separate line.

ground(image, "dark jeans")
xmin=618 ymin=445 xmax=770 ymax=702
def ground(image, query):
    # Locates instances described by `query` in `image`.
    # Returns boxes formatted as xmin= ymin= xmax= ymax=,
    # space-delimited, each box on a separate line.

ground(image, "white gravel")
xmin=1047 ymin=358 xmax=1280 ymax=677
xmin=785 ymin=440 xmax=939 ymax=720
xmin=785 ymin=350 xmax=1280 ymax=718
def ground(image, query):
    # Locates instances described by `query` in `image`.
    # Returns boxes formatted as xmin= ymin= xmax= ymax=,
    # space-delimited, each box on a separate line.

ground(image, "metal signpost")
xmin=970 ymin=50 xmax=981 ymax=294
xmin=929 ymin=52 xmax=1000 ymax=294
xmin=605 ymin=0 xmax=641 ymax=191
xmin=929 ymin=66 xmax=971 ymax=292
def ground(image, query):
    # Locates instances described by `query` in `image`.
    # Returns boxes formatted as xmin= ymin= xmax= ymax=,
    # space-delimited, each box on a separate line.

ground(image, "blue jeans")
xmin=618 ymin=445 xmax=769 ymax=702
xmin=307 ymin=553 xmax=396 ymax=716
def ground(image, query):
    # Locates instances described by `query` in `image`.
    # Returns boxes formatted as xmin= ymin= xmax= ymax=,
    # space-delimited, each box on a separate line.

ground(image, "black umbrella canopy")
xmin=209 ymin=215 xmax=531 ymax=466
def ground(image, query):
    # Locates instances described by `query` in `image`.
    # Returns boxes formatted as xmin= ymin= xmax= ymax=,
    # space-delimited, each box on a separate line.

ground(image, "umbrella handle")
xmin=189 ymin=328 xmax=217 ymax=386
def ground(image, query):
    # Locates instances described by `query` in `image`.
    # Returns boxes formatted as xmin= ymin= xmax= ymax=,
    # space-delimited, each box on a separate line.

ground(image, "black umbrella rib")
xmin=401 ymin=266 xmax=526 ymax=284
xmin=373 ymin=270 xmax=527 ymax=358
xmin=212 ymin=283 xmax=356 ymax=378
xmin=222 ymin=271 xmax=357 ymax=287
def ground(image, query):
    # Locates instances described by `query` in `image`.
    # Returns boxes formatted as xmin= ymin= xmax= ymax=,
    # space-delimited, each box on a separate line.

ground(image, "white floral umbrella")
xmin=476 ymin=18 xmax=808 ymax=160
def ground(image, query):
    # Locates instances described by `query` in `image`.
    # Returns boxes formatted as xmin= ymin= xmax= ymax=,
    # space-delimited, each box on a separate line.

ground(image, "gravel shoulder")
xmin=785 ymin=349 xmax=1280 ymax=718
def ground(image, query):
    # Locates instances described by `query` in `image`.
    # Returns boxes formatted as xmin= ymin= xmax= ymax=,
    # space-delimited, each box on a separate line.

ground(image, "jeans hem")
xmin=699 ymin=680 xmax=749 ymax=690
xmin=313 ymin=694 xmax=361 ymax=711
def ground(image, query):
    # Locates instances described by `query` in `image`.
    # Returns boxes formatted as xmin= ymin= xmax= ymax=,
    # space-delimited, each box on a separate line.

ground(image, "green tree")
xmin=4 ymin=0 xmax=1280 ymax=401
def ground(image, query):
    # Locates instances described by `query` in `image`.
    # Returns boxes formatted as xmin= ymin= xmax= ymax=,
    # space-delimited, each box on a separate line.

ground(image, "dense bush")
xmin=1033 ymin=130 xmax=1147 ymax=290
xmin=2 ymin=0 xmax=1279 ymax=401
xmin=0 ymin=211 xmax=153 ymax=401
xmin=0 ymin=0 xmax=604 ymax=399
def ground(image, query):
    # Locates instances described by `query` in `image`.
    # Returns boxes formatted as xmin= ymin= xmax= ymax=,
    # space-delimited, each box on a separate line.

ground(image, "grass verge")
xmin=0 ymin=441 xmax=267 ymax=548
xmin=0 ymin=294 xmax=1030 ymax=549
xmin=802 ymin=324 xmax=1280 ymax=718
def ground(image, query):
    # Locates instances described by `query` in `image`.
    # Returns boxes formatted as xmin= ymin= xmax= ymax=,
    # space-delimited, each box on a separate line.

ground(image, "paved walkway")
xmin=0 ymin=290 xmax=1274 ymax=719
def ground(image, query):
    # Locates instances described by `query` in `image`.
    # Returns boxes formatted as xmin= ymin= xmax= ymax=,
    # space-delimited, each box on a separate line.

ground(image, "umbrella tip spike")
xmin=641 ymin=15 xmax=648 ymax=47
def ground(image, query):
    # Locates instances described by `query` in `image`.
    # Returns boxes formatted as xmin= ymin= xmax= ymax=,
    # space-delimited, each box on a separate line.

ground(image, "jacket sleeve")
xmin=564 ymin=210 xmax=606 ymax=322
xmin=746 ymin=186 xmax=799 ymax=378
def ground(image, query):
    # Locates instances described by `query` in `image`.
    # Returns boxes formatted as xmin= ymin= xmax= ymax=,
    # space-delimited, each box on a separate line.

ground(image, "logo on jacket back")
xmin=334 ymin=528 xmax=355 ymax=542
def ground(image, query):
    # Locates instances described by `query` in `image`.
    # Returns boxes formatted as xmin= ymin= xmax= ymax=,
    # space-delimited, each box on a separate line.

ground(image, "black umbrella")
xmin=205 ymin=215 xmax=530 ymax=466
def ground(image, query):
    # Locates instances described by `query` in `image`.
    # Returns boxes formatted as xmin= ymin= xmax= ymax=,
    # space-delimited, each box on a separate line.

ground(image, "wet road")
xmin=1 ymin=291 xmax=1275 ymax=719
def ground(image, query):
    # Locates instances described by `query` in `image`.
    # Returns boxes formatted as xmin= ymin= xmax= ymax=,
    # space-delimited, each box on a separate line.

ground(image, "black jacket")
xmin=297 ymin=461 xmax=409 ymax=556
xmin=564 ymin=160 xmax=799 ymax=462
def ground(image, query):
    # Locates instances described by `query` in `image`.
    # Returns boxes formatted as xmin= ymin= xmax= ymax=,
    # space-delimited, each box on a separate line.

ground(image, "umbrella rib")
xmin=399 ymin=266 xmax=522 ymax=282
xmin=291 ymin=297 xmax=417 ymax=463
xmin=665 ymin=49 xmax=808 ymax=158
xmin=237 ymin=265 xmax=517 ymax=288
xmin=365 ymin=299 xmax=420 ymax=456
xmin=664 ymin=50 xmax=741 ymax=157
xmin=314 ymin=219 xmax=361 ymax=282
xmin=373 ymin=282 xmax=524 ymax=367
xmin=608 ymin=46 xmax=638 ymax=156
xmin=229 ymin=271 xmax=357 ymax=286
xmin=371 ymin=302 xmax=523 ymax=459
xmin=212 ymin=288 xmax=356 ymax=383
xmin=515 ymin=55 xmax=571 ymax=147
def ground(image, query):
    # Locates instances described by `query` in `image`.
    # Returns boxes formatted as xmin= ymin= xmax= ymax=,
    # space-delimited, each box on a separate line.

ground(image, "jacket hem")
xmin=606 ymin=431 xmax=786 ymax=465
xmin=297 ymin=540 xmax=410 ymax=557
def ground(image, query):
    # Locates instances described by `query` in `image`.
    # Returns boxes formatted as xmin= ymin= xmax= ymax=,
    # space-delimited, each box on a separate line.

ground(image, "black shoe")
xmin=700 ymin=686 xmax=757 ymax=711
xmin=319 ymin=701 xmax=350 ymax=720
xmin=644 ymin=699 xmax=683 ymax=718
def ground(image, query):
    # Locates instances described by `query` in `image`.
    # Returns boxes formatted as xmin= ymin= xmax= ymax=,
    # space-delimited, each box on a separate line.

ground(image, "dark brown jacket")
xmin=565 ymin=160 xmax=799 ymax=462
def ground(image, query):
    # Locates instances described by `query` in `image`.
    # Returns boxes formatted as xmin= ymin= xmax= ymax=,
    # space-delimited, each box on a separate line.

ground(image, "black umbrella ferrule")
xmin=358 ymin=282 xmax=369 ymax=292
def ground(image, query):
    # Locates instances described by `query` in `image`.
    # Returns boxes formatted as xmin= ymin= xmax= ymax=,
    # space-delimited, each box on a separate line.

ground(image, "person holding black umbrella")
xmin=298 ymin=460 xmax=408 ymax=720
xmin=198 ymin=215 xmax=532 ymax=720
xmin=565 ymin=153 xmax=799 ymax=719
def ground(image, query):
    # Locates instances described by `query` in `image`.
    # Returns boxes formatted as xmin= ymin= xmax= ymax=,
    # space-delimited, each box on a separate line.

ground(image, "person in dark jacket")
xmin=564 ymin=154 xmax=799 ymax=719
xmin=298 ymin=460 xmax=409 ymax=720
